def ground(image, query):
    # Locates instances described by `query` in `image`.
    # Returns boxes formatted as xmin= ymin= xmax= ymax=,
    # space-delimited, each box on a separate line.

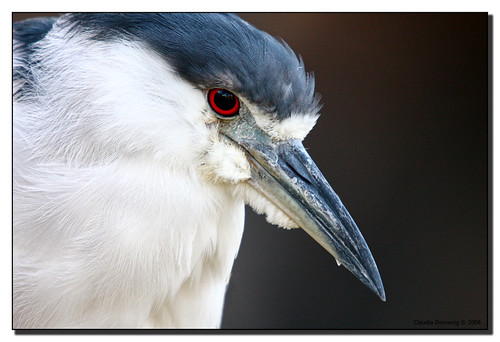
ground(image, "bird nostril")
xmin=283 ymin=157 xmax=313 ymax=185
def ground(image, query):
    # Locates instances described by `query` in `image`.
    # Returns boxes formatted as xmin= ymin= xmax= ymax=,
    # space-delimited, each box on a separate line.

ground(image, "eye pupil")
xmin=214 ymin=90 xmax=236 ymax=110
xmin=208 ymin=89 xmax=240 ymax=117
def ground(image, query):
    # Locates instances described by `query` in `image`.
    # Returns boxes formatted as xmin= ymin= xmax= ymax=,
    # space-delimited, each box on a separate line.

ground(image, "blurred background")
xmin=13 ymin=13 xmax=489 ymax=331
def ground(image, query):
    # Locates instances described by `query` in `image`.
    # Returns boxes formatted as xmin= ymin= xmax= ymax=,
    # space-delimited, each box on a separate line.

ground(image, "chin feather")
xmin=234 ymin=182 xmax=299 ymax=229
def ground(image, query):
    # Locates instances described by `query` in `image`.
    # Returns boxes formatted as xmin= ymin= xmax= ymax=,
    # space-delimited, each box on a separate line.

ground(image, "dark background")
xmin=13 ymin=13 xmax=490 ymax=331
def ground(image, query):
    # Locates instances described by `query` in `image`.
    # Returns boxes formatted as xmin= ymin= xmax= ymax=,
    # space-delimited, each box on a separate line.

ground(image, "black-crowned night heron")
xmin=13 ymin=13 xmax=385 ymax=329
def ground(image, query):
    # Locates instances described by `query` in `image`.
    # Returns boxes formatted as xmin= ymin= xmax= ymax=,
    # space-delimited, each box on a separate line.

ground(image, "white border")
xmin=3 ymin=3 xmax=497 ymax=340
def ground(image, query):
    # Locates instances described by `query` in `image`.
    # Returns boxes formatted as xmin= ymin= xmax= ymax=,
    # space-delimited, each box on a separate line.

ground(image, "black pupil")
xmin=214 ymin=90 xmax=236 ymax=111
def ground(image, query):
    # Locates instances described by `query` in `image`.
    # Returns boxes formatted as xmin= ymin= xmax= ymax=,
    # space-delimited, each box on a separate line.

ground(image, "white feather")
xmin=252 ymin=109 xmax=319 ymax=141
xmin=13 ymin=20 xmax=316 ymax=328
xmin=13 ymin=25 xmax=244 ymax=328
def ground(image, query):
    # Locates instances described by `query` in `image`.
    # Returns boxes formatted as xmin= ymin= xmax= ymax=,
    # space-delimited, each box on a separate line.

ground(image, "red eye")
xmin=208 ymin=89 xmax=240 ymax=117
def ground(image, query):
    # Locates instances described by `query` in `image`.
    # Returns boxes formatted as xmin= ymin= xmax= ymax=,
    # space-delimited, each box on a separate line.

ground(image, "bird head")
xmin=24 ymin=13 xmax=385 ymax=301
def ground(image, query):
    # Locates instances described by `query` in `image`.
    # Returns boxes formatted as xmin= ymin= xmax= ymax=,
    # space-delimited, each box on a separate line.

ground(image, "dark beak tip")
xmin=355 ymin=258 xmax=386 ymax=302
xmin=362 ymin=276 xmax=385 ymax=301
xmin=378 ymin=287 xmax=386 ymax=302
xmin=369 ymin=272 xmax=386 ymax=302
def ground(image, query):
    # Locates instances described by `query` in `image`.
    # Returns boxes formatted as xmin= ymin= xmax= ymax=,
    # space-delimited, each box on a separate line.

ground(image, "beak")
xmin=219 ymin=113 xmax=386 ymax=301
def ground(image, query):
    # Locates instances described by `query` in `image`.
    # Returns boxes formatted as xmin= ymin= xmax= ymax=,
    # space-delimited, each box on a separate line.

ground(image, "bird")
xmin=13 ymin=13 xmax=385 ymax=329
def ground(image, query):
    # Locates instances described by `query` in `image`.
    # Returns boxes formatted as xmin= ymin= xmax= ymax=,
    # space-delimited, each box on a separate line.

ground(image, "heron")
xmin=13 ymin=13 xmax=385 ymax=329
